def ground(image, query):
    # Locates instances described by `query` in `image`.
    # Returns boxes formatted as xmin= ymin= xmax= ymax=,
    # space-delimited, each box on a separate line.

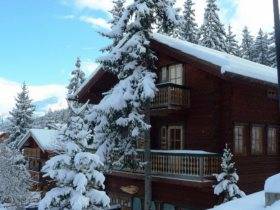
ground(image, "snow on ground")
xmin=265 ymin=173 xmax=280 ymax=193
xmin=209 ymin=191 xmax=280 ymax=210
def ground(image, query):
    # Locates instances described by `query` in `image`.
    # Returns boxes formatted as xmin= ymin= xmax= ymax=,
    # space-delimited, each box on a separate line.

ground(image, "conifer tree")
xmin=67 ymin=57 xmax=86 ymax=98
xmin=101 ymin=0 xmax=126 ymax=52
xmin=268 ymin=31 xmax=277 ymax=68
xmin=0 ymin=144 xmax=31 ymax=207
xmin=214 ymin=144 xmax=245 ymax=203
xmin=199 ymin=0 xmax=227 ymax=51
xmin=180 ymin=0 xmax=198 ymax=43
xmin=7 ymin=83 xmax=35 ymax=149
xmin=253 ymin=29 xmax=270 ymax=66
xmin=94 ymin=0 xmax=179 ymax=167
xmin=240 ymin=26 xmax=255 ymax=61
xmin=225 ymin=25 xmax=240 ymax=56
xmin=157 ymin=1 xmax=180 ymax=37
xmin=39 ymin=104 xmax=110 ymax=210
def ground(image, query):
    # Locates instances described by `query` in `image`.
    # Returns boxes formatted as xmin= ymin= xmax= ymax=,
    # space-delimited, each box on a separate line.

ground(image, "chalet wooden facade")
xmin=75 ymin=33 xmax=280 ymax=210
xmin=18 ymin=129 xmax=58 ymax=192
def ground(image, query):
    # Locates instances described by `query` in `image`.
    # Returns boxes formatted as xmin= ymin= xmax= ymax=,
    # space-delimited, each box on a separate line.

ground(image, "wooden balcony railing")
xmin=151 ymin=83 xmax=190 ymax=109
xmin=122 ymin=150 xmax=220 ymax=180
xmin=23 ymin=148 xmax=41 ymax=158
xmin=29 ymin=170 xmax=43 ymax=182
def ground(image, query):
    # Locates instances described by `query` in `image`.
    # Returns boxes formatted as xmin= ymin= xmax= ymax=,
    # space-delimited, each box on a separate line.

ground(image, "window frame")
xmin=251 ymin=124 xmax=265 ymax=155
xmin=168 ymin=125 xmax=184 ymax=150
xmin=233 ymin=124 xmax=247 ymax=155
xmin=267 ymin=126 xmax=279 ymax=155
xmin=158 ymin=63 xmax=185 ymax=86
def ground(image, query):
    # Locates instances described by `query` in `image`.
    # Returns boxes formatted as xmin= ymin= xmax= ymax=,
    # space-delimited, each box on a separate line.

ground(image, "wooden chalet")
xmin=18 ymin=129 xmax=59 ymax=191
xmin=75 ymin=33 xmax=280 ymax=210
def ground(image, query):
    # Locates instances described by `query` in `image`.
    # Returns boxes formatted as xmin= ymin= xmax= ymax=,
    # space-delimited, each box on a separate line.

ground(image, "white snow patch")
xmin=209 ymin=191 xmax=280 ymax=210
xmin=265 ymin=173 xmax=280 ymax=193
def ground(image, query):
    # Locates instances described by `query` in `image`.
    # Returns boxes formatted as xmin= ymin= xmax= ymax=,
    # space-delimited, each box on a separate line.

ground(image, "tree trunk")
xmin=144 ymin=105 xmax=152 ymax=210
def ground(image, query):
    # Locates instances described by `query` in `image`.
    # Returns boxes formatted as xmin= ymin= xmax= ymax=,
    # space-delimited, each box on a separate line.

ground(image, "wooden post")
xmin=273 ymin=0 xmax=280 ymax=111
xmin=199 ymin=157 xmax=204 ymax=179
xmin=144 ymin=105 xmax=152 ymax=210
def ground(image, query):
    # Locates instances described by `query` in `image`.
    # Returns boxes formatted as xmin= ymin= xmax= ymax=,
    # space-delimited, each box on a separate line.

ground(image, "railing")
xmin=122 ymin=150 xmax=220 ymax=180
xmin=23 ymin=148 xmax=41 ymax=158
xmin=151 ymin=83 xmax=190 ymax=109
xmin=29 ymin=170 xmax=43 ymax=182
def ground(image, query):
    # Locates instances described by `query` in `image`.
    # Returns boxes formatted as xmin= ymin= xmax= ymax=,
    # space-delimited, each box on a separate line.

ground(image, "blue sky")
xmin=0 ymin=0 xmax=274 ymax=116
xmin=0 ymin=0 xmax=109 ymax=85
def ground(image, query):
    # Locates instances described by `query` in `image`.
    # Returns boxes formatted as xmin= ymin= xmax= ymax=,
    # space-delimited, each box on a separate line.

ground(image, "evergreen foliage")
xmin=0 ymin=144 xmax=31 ymax=207
xmin=199 ymin=0 xmax=227 ymax=51
xmin=214 ymin=144 xmax=245 ymax=203
xmin=268 ymin=31 xmax=277 ymax=68
xmin=39 ymin=104 xmax=110 ymax=210
xmin=67 ymin=57 xmax=86 ymax=98
xmin=94 ymin=0 xmax=179 ymax=168
xmin=180 ymin=0 xmax=198 ymax=43
xmin=240 ymin=27 xmax=255 ymax=61
xmin=225 ymin=25 xmax=240 ymax=56
xmin=252 ymin=29 xmax=270 ymax=66
xmin=7 ymin=83 xmax=35 ymax=149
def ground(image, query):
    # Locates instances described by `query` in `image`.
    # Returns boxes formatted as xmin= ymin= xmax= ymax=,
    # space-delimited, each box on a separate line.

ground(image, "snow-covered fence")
xmin=151 ymin=83 xmax=190 ymax=109
xmin=122 ymin=150 xmax=220 ymax=180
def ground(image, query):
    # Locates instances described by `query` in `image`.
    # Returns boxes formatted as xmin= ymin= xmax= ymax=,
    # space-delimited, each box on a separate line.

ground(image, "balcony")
xmin=23 ymin=148 xmax=41 ymax=158
xmin=121 ymin=150 xmax=220 ymax=180
xmin=151 ymin=83 xmax=190 ymax=110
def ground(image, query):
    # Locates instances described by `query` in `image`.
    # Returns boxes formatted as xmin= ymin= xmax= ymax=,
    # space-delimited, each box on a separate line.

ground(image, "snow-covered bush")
xmin=39 ymin=104 xmax=110 ymax=210
xmin=213 ymin=144 xmax=245 ymax=203
xmin=0 ymin=144 xmax=31 ymax=207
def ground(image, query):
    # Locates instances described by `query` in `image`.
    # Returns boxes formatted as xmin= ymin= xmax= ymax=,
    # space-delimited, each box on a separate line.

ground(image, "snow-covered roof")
xmin=137 ymin=149 xmax=216 ymax=155
xmin=152 ymin=33 xmax=278 ymax=85
xmin=209 ymin=191 xmax=280 ymax=210
xmin=74 ymin=33 xmax=278 ymax=99
xmin=265 ymin=173 xmax=280 ymax=193
xmin=18 ymin=129 xmax=59 ymax=152
xmin=74 ymin=65 xmax=102 ymax=99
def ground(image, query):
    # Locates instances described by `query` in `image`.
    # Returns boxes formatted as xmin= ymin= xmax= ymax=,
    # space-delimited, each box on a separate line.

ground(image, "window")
xmin=234 ymin=125 xmax=246 ymax=155
xmin=169 ymin=64 xmax=183 ymax=85
xmin=159 ymin=64 xmax=184 ymax=85
xmin=267 ymin=127 xmax=278 ymax=155
xmin=160 ymin=126 xmax=167 ymax=149
xmin=251 ymin=126 xmax=264 ymax=155
xmin=168 ymin=126 xmax=183 ymax=150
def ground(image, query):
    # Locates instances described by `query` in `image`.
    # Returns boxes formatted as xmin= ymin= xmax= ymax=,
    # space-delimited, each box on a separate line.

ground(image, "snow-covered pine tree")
xmin=240 ymin=26 xmax=255 ymax=61
xmin=100 ymin=0 xmax=126 ymax=52
xmin=0 ymin=143 xmax=31 ymax=207
xmin=213 ymin=144 xmax=245 ymax=203
xmin=67 ymin=57 xmax=86 ymax=99
xmin=94 ymin=0 xmax=179 ymax=168
xmin=253 ymin=28 xmax=270 ymax=66
xmin=39 ymin=104 xmax=110 ymax=210
xmin=268 ymin=31 xmax=277 ymax=68
xmin=225 ymin=25 xmax=240 ymax=56
xmin=180 ymin=0 xmax=198 ymax=43
xmin=157 ymin=0 xmax=180 ymax=37
xmin=198 ymin=0 xmax=227 ymax=52
xmin=7 ymin=82 xmax=35 ymax=149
